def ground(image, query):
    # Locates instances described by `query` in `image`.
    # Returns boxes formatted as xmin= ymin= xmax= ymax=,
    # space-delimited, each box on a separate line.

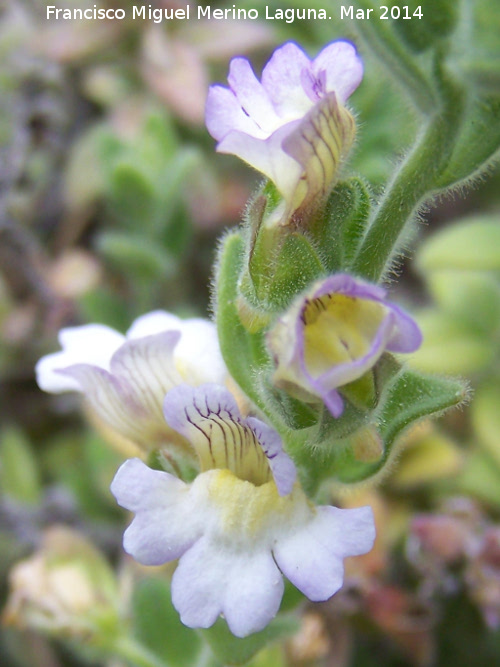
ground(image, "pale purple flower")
xmin=205 ymin=41 xmax=362 ymax=217
xmin=111 ymin=384 xmax=375 ymax=637
xmin=36 ymin=312 xmax=227 ymax=452
xmin=267 ymin=274 xmax=422 ymax=418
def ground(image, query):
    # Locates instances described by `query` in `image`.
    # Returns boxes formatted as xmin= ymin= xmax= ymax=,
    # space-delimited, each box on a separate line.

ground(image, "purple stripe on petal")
xmin=246 ymin=417 xmax=296 ymax=496
xmin=164 ymin=384 xmax=296 ymax=494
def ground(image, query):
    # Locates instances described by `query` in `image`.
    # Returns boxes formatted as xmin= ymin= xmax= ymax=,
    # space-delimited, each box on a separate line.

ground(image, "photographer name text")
xmin=46 ymin=5 xmax=424 ymax=23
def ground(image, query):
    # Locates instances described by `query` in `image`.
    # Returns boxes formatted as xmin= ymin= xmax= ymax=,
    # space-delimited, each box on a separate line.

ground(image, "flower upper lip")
xmin=268 ymin=274 xmax=423 ymax=418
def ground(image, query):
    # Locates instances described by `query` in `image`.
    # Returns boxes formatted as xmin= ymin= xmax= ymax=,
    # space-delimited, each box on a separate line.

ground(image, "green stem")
xmin=351 ymin=0 xmax=436 ymax=115
xmin=352 ymin=66 xmax=465 ymax=282
xmin=111 ymin=636 xmax=170 ymax=667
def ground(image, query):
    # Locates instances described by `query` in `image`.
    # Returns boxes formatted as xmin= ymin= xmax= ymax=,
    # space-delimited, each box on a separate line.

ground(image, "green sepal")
xmin=311 ymin=178 xmax=371 ymax=272
xmin=293 ymin=364 xmax=466 ymax=491
xmin=437 ymin=94 xmax=500 ymax=188
xmin=332 ymin=368 xmax=467 ymax=485
xmin=216 ymin=232 xmax=272 ymax=416
xmin=340 ymin=371 xmax=377 ymax=411
xmin=131 ymin=577 xmax=203 ymax=667
xmin=199 ymin=615 xmax=297 ymax=666
xmin=315 ymin=354 xmax=401 ymax=444
xmin=245 ymin=230 xmax=324 ymax=312
xmin=393 ymin=0 xmax=458 ymax=53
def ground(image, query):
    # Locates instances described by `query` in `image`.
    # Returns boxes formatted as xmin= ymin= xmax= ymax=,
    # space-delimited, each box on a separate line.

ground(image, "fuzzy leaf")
xmin=438 ymin=95 xmax=500 ymax=188
xmin=132 ymin=577 xmax=203 ymax=667
xmin=313 ymin=178 xmax=371 ymax=272
xmin=313 ymin=368 xmax=467 ymax=486
xmin=199 ymin=615 xmax=297 ymax=666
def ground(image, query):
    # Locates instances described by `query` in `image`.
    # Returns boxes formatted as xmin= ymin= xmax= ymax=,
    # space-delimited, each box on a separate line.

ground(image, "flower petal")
xmin=312 ymin=40 xmax=363 ymax=103
xmin=36 ymin=324 xmax=125 ymax=393
xmin=110 ymin=331 xmax=183 ymax=422
xmin=228 ymin=57 xmax=278 ymax=134
xmin=385 ymin=304 xmax=423 ymax=353
xmin=246 ymin=417 xmax=296 ymax=496
xmin=261 ymin=42 xmax=313 ymax=118
xmin=111 ymin=459 xmax=201 ymax=565
xmin=164 ymin=384 xmax=295 ymax=492
xmin=217 ymin=122 xmax=303 ymax=200
xmin=172 ymin=319 xmax=227 ymax=385
xmin=126 ymin=311 xmax=182 ymax=339
xmin=274 ymin=505 xmax=375 ymax=601
xmin=172 ymin=535 xmax=284 ymax=637
xmin=205 ymin=85 xmax=264 ymax=141
xmin=282 ymin=93 xmax=356 ymax=211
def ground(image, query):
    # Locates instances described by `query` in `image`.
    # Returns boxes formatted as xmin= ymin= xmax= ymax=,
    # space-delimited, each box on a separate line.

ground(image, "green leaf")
xmin=109 ymin=162 xmax=157 ymax=229
xmin=199 ymin=615 xmax=297 ymax=666
xmin=408 ymin=310 xmax=496 ymax=375
xmin=393 ymin=0 xmax=458 ymax=53
xmin=97 ymin=231 xmax=176 ymax=281
xmin=438 ymin=95 xmax=500 ymax=188
xmin=417 ymin=216 xmax=500 ymax=272
xmin=471 ymin=380 xmax=500 ymax=470
xmin=0 ymin=427 xmax=41 ymax=504
xmin=425 ymin=271 xmax=500 ymax=335
xmin=457 ymin=450 xmax=500 ymax=507
xmin=132 ymin=577 xmax=202 ymax=667
xmin=321 ymin=368 xmax=467 ymax=485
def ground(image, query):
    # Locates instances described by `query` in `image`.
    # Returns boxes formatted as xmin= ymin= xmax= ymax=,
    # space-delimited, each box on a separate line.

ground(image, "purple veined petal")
xmin=35 ymin=324 xmax=125 ymax=393
xmin=111 ymin=458 xmax=201 ymax=566
xmin=172 ymin=535 xmax=284 ymax=637
xmin=57 ymin=364 xmax=152 ymax=443
xmin=246 ymin=417 xmax=296 ymax=496
xmin=289 ymin=274 xmax=422 ymax=410
xmin=282 ymin=93 xmax=356 ymax=210
xmin=126 ymin=310 xmax=182 ymax=339
xmin=164 ymin=383 xmax=240 ymax=438
xmin=164 ymin=384 xmax=295 ymax=492
xmin=273 ymin=505 xmax=375 ymax=601
xmin=261 ymin=42 xmax=314 ymax=119
xmin=56 ymin=331 xmax=183 ymax=445
xmin=109 ymin=331 xmax=183 ymax=422
xmin=312 ymin=40 xmax=363 ymax=103
xmin=227 ymin=57 xmax=279 ymax=135
xmin=163 ymin=383 xmax=263 ymax=477
xmin=205 ymin=85 xmax=265 ymax=141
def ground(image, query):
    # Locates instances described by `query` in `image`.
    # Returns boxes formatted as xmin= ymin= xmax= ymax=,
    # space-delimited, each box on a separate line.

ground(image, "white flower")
xmin=36 ymin=311 xmax=227 ymax=453
xmin=111 ymin=384 xmax=375 ymax=637
xmin=205 ymin=41 xmax=362 ymax=217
